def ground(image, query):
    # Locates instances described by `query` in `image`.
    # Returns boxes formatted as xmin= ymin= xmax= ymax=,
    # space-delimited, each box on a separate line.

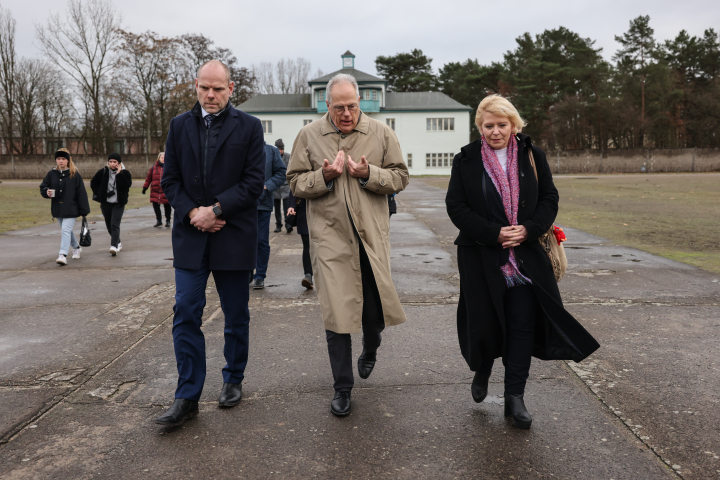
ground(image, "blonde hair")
xmin=55 ymin=147 xmax=78 ymax=178
xmin=157 ymin=151 xmax=165 ymax=161
xmin=475 ymin=94 xmax=526 ymax=134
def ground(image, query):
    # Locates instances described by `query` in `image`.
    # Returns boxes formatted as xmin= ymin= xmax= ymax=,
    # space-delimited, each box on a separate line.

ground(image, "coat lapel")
xmin=184 ymin=116 xmax=201 ymax=166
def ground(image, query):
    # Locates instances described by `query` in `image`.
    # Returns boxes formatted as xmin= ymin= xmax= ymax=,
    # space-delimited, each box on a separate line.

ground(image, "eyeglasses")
xmin=331 ymin=104 xmax=359 ymax=114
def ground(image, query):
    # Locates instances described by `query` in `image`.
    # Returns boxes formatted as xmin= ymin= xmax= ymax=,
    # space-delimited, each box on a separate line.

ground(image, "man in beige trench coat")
xmin=287 ymin=73 xmax=409 ymax=416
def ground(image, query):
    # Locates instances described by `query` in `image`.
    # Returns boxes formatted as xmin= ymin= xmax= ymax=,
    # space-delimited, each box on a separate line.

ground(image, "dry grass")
xmin=412 ymin=173 xmax=720 ymax=275
xmin=0 ymin=180 xmax=151 ymax=233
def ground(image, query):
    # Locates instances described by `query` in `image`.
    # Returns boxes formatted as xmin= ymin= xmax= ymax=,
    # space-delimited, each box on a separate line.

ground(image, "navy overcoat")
xmin=161 ymin=103 xmax=265 ymax=271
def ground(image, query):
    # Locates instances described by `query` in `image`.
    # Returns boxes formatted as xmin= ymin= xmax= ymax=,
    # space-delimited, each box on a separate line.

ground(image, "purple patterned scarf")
xmin=481 ymin=134 xmax=531 ymax=287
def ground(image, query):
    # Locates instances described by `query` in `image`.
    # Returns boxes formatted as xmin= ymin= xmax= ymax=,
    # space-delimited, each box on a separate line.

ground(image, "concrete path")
xmin=1 ymin=180 xmax=716 ymax=478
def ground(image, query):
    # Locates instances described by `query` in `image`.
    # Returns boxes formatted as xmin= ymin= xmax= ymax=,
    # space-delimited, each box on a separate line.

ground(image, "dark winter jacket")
xmin=287 ymin=191 xmax=308 ymax=235
xmin=445 ymin=133 xmax=599 ymax=370
xmin=40 ymin=168 xmax=91 ymax=218
xmin=143 ymin=161 xmax=168 ymax=204
xmin=257 ymin=143 xmax=287 ymax=212
xmin=388 ymin=194 xmax=397 ymax=216
xmin=90 ymin=166 xmax=132 ymax=205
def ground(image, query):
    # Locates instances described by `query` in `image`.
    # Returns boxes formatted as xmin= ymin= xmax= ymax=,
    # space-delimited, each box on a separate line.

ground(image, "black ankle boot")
xmin=153 ymin=218 xmax=163 ymax=227
xmin=471 ymin=371 xmax=491 ymax=403
xmin=504 ymin=392 xmax=532 ymax=429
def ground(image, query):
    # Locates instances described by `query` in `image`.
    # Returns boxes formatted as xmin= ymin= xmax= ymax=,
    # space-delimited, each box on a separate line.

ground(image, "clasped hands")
xmin=189 ymin=206 xmax=225 ymax=233
xmin=322 ymin=150 xmax=369 ymax=182
xmin=498 ymin=225 xmax=528 ymax=248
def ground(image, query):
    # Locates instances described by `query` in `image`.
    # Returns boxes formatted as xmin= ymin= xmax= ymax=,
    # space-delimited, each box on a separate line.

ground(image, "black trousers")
xmin=100 ymin=202 xmax=124 ymax=247
xmin=479 ymin=284 xmax=539 ymax=395
xmin=152 ymin=202 xmax=172 ymax=221
xmin=325 ymin=240 xmax=385 ymax=392
xmin=274 ymin=197 xmax=290 ymax=228
xmin=300 ymin=234 xmax=312 ymax=276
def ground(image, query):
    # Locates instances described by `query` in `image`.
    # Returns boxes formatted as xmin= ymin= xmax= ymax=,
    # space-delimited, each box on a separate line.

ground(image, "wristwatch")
xmin=212 ymin=204 xmax=222 ymax=216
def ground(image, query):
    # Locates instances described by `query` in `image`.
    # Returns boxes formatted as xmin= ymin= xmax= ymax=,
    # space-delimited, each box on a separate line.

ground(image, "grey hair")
xmin=197 ymin=59 xmax=231 ymax=84
xmin=326 ymin=73 xmax=359 ymax=103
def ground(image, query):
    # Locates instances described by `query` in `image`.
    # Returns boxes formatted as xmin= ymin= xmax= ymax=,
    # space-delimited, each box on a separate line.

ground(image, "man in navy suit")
xmin=157 ymin=60 xmax=265 ymax=426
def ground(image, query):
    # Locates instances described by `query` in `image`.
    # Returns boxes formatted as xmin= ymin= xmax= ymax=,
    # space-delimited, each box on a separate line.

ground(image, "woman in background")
xmin=287 ymin=191 xmax=313 ymax=289
xmin=91 ymin=153 xmax=132 ymax=256
xmin=40 ymin=148 xmax=90 ymax=265
xmin=143 ymin=152 xmax=171 ymax=227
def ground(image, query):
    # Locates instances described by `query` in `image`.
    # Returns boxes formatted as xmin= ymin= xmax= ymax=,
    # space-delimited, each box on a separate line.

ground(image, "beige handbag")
xmin=528 ymin=149 xmax=568 ymax=282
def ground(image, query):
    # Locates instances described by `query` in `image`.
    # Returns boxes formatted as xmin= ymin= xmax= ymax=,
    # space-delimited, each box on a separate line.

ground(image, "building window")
xmin=407 ymin=153 xmax=412 ymax=168
xmin=426 ymin=118 xmax=455 ymax=131
xmin=47 ymin=140 xmax=63 ymax=154
xmin=386 ymin=118 xmax=395 ymax=130
xmin=364 ymin=89 xmax=371 ymax=100
xmin=262 ymin=120 xmax=272 ymax=134
xmin=113 ymin=140 xmax=124 ymax=154
xmin=372 ymin=90 xmax=378 ymax=101
xmin=425 ymin=153 xmax=454 ymax=168
xmin=303 ymin=119 xmax=313 ymax=126
xmin=318 ymin=90 xmax=324 ymax=102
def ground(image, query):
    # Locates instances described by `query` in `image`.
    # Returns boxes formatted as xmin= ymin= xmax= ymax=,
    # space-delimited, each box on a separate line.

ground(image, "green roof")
xmin=237 ymin=94 xmax=313 ymax=113
xmin=385 ymin=92 xmax=472 ymax=111
xmin=309 ymin=68 xmax=386 ymax=85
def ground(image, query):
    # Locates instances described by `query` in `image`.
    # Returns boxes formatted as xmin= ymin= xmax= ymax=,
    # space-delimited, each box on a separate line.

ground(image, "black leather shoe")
xmin=155 ymin=398 xmax=199 ymax=426
xmin=274 ymin=226 xmax=282 ymax=233
xmin=153 ymin=219 xmax=162 ymax=227
xmin=302 ymin=274 xmax=314 ymax=290
xmin=357 ymin=349 xmax=377 ymax=379
xmin=330 ymin=391 xmax=351 ymax=416
xmin=504 ymin=392 xmax=532 ymax=429
xmin=471 ymin=371 xmax=491 ymax=403
xmin=286 ymin=226 xmax=293 ymax=234
xmin=253 ymin=278 xmax=265 ymax=289
xmin=218 ymin=382 xmax=243 ymax=407
xmin=165 ymin=219 xmax=171 ymax=228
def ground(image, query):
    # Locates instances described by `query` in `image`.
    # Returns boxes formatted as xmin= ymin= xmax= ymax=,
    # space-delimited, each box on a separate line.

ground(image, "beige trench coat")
xmin=287 ymin=112 xmax=409 ymax=333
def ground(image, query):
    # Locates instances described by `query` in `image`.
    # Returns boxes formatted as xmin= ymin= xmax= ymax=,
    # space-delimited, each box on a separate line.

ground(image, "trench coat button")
xmin=309 ymin=182 xmax=314 ymax=187
xmin=380 ymin=180 xmax=386 ymax=186
xmin=341 ymin=134 xmax=346 ymax=139
xmin=194 ymin=176 xmax=199 ymax=182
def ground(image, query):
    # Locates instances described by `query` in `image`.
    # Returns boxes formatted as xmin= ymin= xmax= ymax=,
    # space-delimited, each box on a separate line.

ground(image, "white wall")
xmin=246 ymin=110 xmax=470 ymax=175
xmin=372 ymin=111 xmax=469 ymax=175
xmin=253 ymin=113 xmax=324 ymax=154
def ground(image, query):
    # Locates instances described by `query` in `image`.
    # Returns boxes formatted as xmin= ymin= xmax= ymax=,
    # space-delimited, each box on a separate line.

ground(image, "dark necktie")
xmin=204 ymin=114 xmax=215 ymax=129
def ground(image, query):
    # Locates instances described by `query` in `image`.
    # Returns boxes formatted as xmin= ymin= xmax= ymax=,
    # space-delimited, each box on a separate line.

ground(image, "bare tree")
xmin=253 ymin=58 xmax=315 ymax=95
xmin=0 ymin=4 xmax=17 ymax=176
xmin=36 ymin=0 xmax=122 ymax=154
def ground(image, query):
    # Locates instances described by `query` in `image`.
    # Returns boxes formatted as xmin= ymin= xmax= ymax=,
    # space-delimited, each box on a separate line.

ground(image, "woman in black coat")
xmin=287 ymin=191 xmax=313 ymax=289
xmin=90 ymin=153 xmax=132 ymax=256
xmin=39 ymin=148 xmax=91 ymax=265
xmin=445 ymin=95 xmax=599 ymax=429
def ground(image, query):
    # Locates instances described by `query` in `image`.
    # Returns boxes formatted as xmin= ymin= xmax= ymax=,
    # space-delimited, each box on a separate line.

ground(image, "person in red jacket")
xmin=142 ymin=152 xmax=172 ymax=227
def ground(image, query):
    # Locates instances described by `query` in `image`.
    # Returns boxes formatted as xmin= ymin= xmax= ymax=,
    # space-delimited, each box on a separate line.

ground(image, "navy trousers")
xmin=172 ymin=245 xmax=251 ymax=401
xmin=254 ymin=210 xmax=272 ymax=279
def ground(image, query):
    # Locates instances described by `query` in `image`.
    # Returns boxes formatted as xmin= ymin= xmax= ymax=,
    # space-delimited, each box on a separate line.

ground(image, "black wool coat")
xmin=287 ymin=191 xmax=308 ymax=235
xmin=445 ymin=134 xmax=599 ymax=371
xmin=90 ymin=167 xmax=132 ymax=205
xmin=40 ymin=168 xmax=90 ymax=218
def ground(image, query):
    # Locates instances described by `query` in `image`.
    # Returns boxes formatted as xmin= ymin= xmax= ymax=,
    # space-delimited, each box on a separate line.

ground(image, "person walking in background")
xmin=445 ymin=94 xmax=599 ymax=429
xmin=157 ymin=59 xmax=265 ymax=426
xmin=252 ymin=142 xmax=287 ymax=289
xmin=273 ymin=139 xmax=292 ymax=233
xmin=388 ymin=194 xmax=397 ymax=218
xmin=143 ymin=151 xmax=172 ymax=228
xmin=91 ymin=153 xmax=132 ymax=256
xmin=39 ymin=148 xmax=90 ymax=265
xmin=286 ymin=191 xmax=313 ymax=289
xmin=287 ymin=73 xmax=409 ymax=417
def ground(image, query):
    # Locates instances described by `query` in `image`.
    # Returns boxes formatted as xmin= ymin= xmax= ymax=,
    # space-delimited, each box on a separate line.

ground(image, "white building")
xmin=237 ymin=52 xmax=472 ymax=175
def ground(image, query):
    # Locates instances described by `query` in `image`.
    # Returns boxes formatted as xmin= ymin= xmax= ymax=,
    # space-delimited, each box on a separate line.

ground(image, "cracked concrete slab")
xmin=2 ymin=179 xmax=708 ymax=478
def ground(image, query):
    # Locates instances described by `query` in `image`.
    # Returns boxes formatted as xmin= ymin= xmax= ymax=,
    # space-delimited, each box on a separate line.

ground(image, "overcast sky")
xmin=7 ymin=0 xmax=720 ymax=77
